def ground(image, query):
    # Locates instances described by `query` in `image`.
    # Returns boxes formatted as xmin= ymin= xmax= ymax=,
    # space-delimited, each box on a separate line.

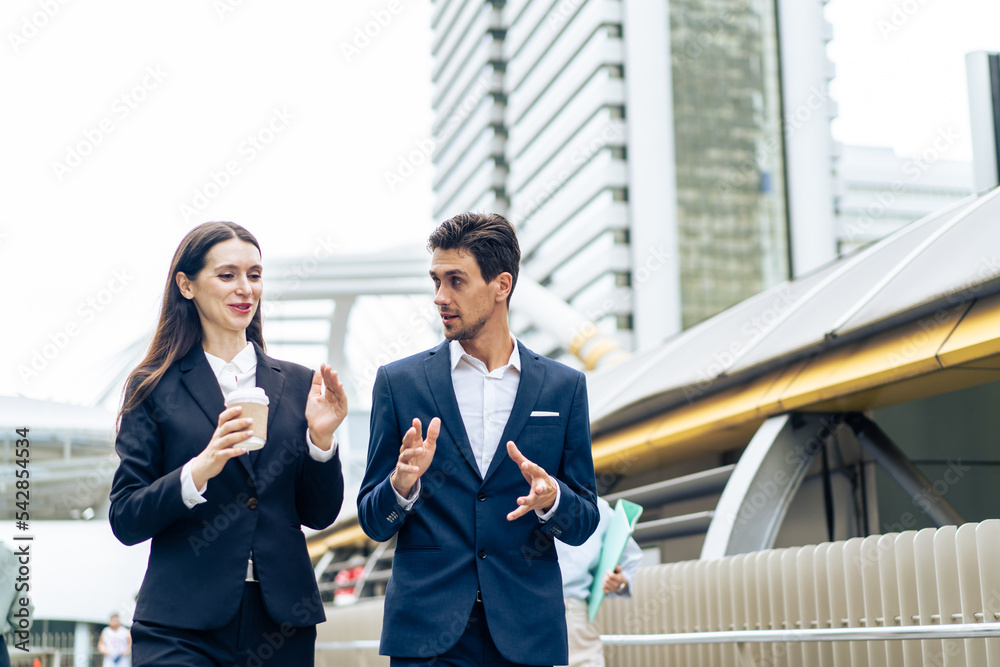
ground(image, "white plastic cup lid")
xmin=224 ymin=386 xmax=269 ymax=407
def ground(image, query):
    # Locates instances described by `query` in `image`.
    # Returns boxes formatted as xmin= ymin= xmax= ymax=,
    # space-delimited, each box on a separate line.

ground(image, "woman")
xmin=110 ymin=222 xmax=346 ymax=666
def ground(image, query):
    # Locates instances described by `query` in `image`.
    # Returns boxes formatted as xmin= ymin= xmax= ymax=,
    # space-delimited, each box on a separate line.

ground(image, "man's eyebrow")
xmin=429 ymin=268 xmax=469 ymax=278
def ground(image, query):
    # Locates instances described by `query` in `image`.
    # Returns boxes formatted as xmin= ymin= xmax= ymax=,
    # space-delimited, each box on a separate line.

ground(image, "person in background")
xmin=98 ymin=613 xmax=131 ymax=666
xmin=110 ymin=221 xmax=347 ymax=666
xmin=556 ymin=497 xmax=643 ymax=667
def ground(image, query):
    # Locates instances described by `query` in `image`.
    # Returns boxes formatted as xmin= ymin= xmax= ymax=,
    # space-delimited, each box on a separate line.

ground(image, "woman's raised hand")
xmin=305 ymin=363 xmax=348 ymax=450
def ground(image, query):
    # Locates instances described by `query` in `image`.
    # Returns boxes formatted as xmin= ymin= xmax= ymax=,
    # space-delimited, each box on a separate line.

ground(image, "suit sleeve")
xmin=357 ymin=366 xmax=411 ymax=542
xmin=537 ymin=373 xmax=600 ymax=546
xmin=295 ymin=435 xmax=345 ymax=530
xmin=109 ymin=397 xmax=191 ymax=546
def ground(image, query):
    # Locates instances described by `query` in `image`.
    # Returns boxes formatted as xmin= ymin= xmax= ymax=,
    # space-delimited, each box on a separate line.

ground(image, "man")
xmin=556 ymin=497 xmax=643 ymax=667
xmin=98 ymin=613 xmax=132 ymax=666
xmin=358 ymin=212 xmax=600 ymax=666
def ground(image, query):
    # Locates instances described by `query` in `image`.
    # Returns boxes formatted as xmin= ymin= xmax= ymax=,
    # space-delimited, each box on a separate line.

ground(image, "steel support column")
xmin=701 ymin=413 xmax=842 ymax=559
xmin=846 ymin=413 xmax=964 ymax=527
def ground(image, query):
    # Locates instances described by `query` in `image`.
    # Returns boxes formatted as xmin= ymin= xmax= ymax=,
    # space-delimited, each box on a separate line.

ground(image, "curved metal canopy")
xmin=588 ymin=188 xmax=1000 ymax=434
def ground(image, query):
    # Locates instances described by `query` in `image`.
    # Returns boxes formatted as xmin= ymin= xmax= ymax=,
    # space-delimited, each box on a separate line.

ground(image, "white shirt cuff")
xmin=390 ymin=474 xmax=421 ymax=511
xmin=535 ymin=482 xmax=561 ymax=522
xmin=181 ymin=459 xmax=208 ymax=508
xmin=306 ymin=429 xmax=339 ymax=461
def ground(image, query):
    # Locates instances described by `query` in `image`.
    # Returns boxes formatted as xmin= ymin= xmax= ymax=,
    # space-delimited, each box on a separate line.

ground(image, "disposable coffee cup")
xmin=224 ymin=387 xmax=269 ymax=450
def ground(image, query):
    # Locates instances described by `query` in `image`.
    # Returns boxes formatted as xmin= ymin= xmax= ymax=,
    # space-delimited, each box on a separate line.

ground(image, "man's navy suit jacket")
xmin=110 ymin=343 xmax=344 ymax=629
xmin=358 ymin=340 xmax=600 ymax=664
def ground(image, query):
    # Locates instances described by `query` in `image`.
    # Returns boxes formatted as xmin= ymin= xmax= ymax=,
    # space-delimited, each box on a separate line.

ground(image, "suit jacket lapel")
xmin=179 ymin=345 xmax=226 ymax=430
xmin=251 ymin=342 xmax=284 ymax=470
xmin=483 ymin=342 xmax=545 ymax=483
xmin=423 ymin=341 xmax=480 ymax=479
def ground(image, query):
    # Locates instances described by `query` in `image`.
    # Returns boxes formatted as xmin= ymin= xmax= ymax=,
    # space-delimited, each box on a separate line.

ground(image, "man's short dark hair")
xmin=428 ymin=212 xmax=520 ymax=307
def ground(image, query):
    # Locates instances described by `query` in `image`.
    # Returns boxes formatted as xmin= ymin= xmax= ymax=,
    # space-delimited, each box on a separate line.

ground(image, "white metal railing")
xmin=602 ymin=622 xmax=1000 ymax=644
xmin=318 ymin=623 xmax=1000 ymax=651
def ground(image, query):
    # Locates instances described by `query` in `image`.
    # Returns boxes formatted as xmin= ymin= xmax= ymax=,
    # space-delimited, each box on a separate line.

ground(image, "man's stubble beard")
xmin=442 ymin=310 xmax=491 ymax=341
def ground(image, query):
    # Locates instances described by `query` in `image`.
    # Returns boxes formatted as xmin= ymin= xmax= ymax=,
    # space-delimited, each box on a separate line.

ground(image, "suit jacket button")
xmin=246 ymin=497 xmax=258 ymax=510
xmin=478 ymin=549 xmax=487 ymax=559
xmin=477 ymin=491 xmax=487 ymax=501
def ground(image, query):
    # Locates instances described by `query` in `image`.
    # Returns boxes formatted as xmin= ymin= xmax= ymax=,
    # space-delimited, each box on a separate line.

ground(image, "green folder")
xmin=587 ymin=498 xmax=643 ymax=621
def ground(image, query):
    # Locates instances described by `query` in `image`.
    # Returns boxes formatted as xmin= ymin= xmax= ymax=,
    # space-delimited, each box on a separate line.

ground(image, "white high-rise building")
xmin=430 ymin=0 xmax=838 ymax=360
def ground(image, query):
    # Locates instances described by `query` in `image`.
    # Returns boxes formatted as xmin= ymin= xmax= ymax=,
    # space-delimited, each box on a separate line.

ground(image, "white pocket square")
xmin=530 ymin=410 xmax=559 ymax=417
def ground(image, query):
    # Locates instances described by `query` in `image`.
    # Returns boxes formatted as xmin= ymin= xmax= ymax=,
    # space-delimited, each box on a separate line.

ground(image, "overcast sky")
xmin=2 ymin=0 xmax=999 ymax=408
xmin=1 ymin=1 xmax=437 ymax=407
xmin=827 ymin=0 xmax=1000 ymax=159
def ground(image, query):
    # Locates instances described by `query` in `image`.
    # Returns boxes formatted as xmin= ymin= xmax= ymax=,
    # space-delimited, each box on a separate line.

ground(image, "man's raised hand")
xmin=391 ymin=417 xmax=440 ymax=498
xmin=506 ymin=441 xmax=558 ymax=521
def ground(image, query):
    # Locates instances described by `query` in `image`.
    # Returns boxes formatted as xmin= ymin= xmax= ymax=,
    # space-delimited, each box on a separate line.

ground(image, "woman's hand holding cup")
xmin=191 ymin=405 xmax=255 ymax=489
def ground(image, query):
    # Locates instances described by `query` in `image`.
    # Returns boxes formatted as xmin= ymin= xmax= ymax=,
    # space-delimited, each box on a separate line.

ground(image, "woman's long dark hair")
xmin=118 ymin=222 xmax=265 ymax=421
